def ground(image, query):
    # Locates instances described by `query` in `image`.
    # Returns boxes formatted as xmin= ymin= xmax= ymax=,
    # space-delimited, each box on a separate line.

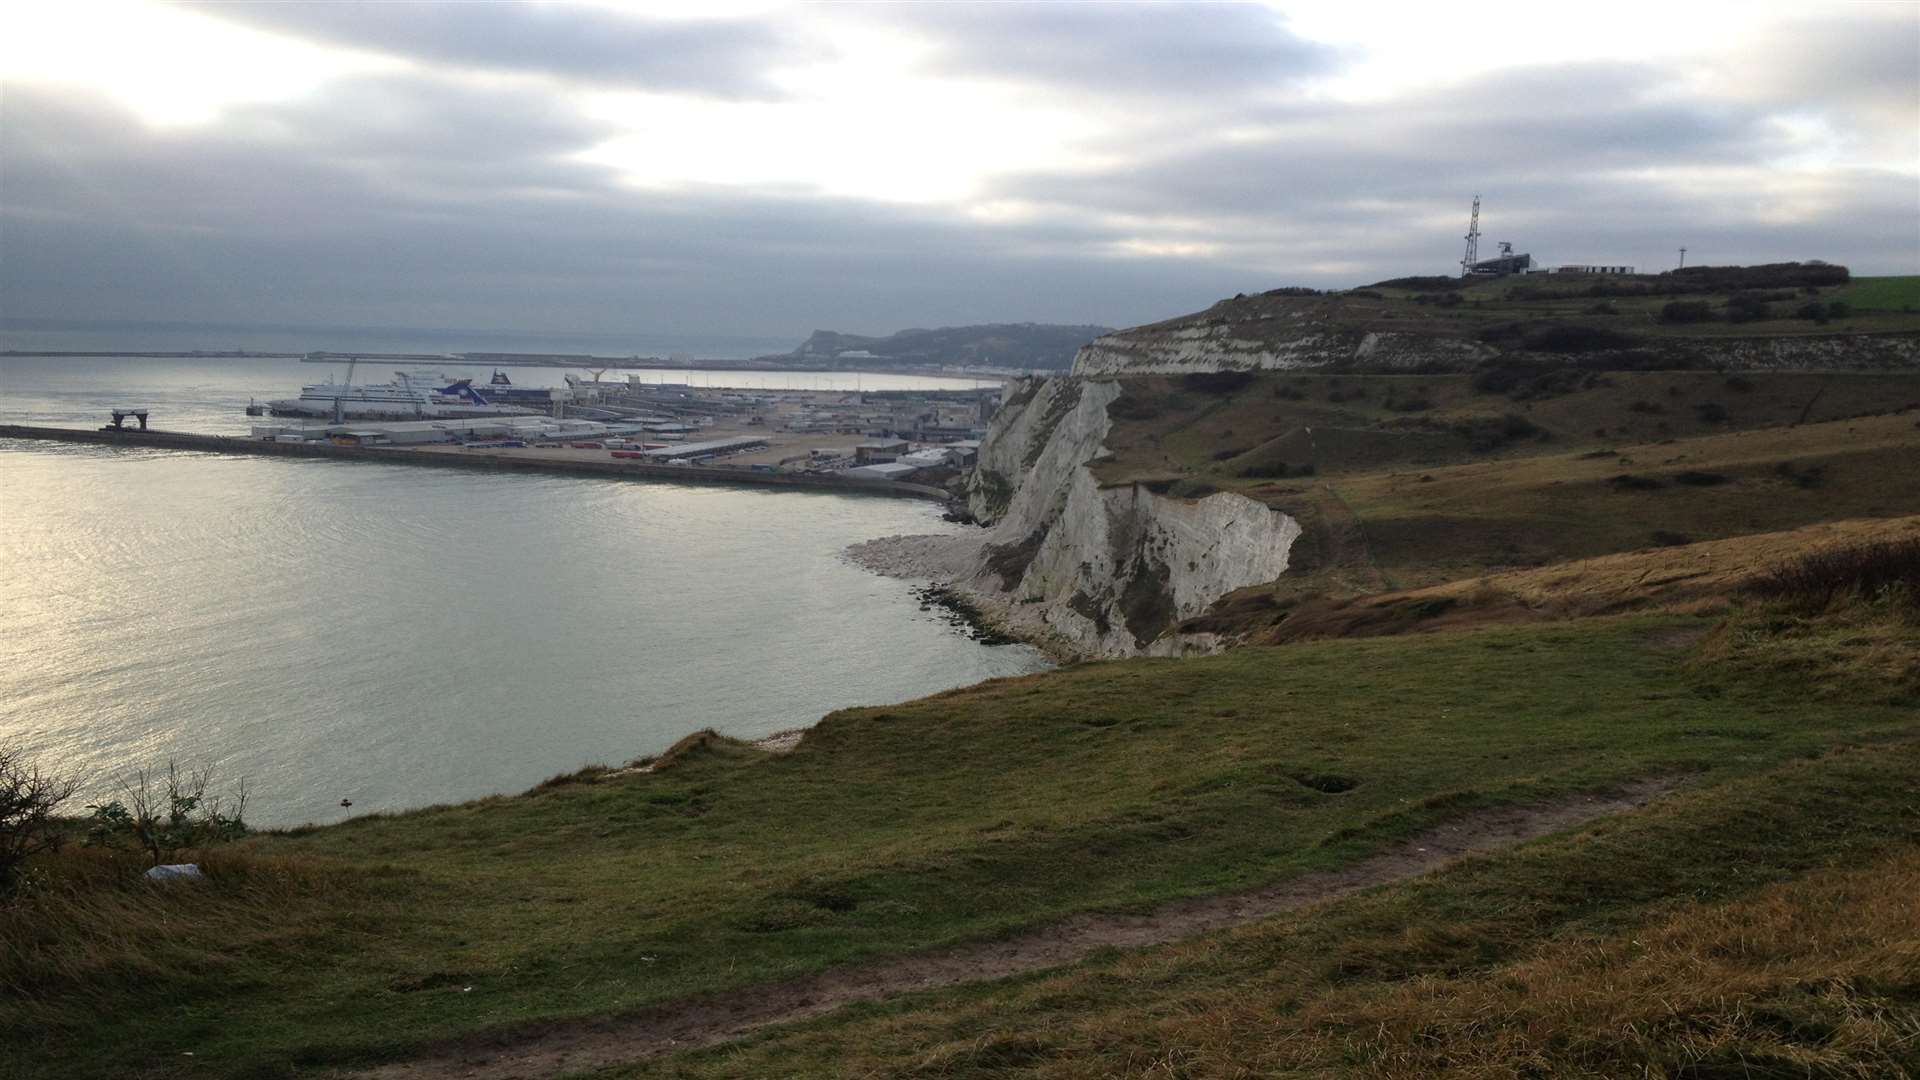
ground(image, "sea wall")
xmin=955 ymin=378 xmax=1300 ymax=657
xmin=0 ymin=426 xmax=950 ymax=501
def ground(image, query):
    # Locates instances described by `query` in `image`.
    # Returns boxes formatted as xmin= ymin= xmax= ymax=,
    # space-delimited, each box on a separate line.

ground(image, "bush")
xmin=1797 ymin=301 xmax=1832 ymax=324
xmin=1673 ymin=471 xmax=1729 ymax=486
xmin=1610 ymin=474 xmax=1666 ymax=491
xmin=1665 ymin=262 xmax=1851 ymax=291
xmin=0 ymin=747 xmax=76 ymax=893
xmin=1455 ymin=413 xmax=1544 ymax=452
xmin=1168 ymin=478 xmax=1221 ymax=499
xmin=1179 ymin=371 xmax=1254 ymax=395
xmin=1748 ymin=539 xmax=1920 ymax=612
xmin=86 ymin=762 xmax=249 ymax=867
xmin=1694 ymin=401 xmax=1730 ymax=424
xmin=1725 ymin=294 xmax=1774 ymax=323
xmin=1660 ymin=300 xmax=1717 ymax=324
xmin=1369 ymin=275 xmax=1464 ymax=292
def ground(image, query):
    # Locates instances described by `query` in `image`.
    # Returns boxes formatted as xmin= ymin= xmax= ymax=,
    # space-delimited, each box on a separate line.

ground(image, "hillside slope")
xmin=7 ymin=535 xmax=1917 ymax=1078
xmin=1072 ymin=270 xmax=1920 ymax=376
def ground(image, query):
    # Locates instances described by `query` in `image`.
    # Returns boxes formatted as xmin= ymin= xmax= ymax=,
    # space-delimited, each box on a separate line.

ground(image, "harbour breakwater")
xmin=0 ymin=425 xmax=951 ymax=502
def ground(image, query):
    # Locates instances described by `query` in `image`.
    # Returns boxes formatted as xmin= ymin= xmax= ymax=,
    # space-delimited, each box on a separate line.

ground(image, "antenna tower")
xmin=1678 ymin=247 xmax=1687 ymax=269
xmin=1461 ymin=195 xmax=1482 ymax=276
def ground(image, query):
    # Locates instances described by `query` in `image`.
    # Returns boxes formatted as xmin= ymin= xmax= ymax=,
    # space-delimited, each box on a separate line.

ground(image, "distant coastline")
xmin=1 ymin=349 xmax=1021 ymax=381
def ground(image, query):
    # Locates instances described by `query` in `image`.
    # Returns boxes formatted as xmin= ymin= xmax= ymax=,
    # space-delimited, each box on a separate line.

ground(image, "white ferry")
xmin=267 ymin=370 xmax=538 ymax=420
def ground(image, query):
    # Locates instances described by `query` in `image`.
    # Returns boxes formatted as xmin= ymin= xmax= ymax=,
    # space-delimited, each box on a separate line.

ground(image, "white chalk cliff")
xmin=960 ymin=377 xmax=1300 ymax=657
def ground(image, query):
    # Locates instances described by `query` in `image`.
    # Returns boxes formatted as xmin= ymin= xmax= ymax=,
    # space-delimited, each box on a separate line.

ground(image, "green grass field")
xmin=1834 ymin=274 xmax=1920 ymax=311
xmin=5 ymin=601 xmax=1917 ymax=1077
xmin=626 ymin=738 xmax=1920 ymax=1079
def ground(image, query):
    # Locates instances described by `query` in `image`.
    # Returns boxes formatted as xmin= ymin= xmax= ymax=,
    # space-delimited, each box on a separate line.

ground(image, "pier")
xmin=0 ymin=425 xmax=954 ymax=502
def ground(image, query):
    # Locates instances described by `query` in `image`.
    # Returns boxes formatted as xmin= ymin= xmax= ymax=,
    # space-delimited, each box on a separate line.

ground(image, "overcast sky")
xmin=2 ymin=1 xmax=1915 ymax=342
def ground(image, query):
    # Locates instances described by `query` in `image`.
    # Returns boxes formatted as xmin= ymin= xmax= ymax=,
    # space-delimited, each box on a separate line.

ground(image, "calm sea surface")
xmin=0 ymin=357 xmax=1041 ymax=826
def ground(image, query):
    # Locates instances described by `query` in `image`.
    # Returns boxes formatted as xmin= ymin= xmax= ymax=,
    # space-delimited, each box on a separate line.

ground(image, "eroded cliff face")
xmin=961 ymin=377 xmax=1300 ymax=657
xmin=1073 ymin=325 xmax=1494 ymax=376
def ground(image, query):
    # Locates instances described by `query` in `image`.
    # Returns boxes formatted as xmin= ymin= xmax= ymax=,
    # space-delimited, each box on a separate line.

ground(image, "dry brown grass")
xmin=1259 ymin=848 xmax=1920 ymax=1078
xmin=0 ymin=844 xmax=378 ymax=1034
xmin=1240 ymin=515 xmax=1920 ymax=647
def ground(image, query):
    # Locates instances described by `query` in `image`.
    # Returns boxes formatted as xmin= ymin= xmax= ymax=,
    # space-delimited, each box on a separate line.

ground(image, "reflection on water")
xmin=0 ymin=359 xmax=1038 ymax=827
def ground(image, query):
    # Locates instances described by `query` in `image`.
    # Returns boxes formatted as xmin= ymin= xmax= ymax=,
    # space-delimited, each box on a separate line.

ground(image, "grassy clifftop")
xmin=1091 ymin=368 xmax=1920 ymax=606
xmin=6 ymin=549 xmax=1918 ymax=1076
xmin=1121 ymin=270 xmax=1920 ymax=348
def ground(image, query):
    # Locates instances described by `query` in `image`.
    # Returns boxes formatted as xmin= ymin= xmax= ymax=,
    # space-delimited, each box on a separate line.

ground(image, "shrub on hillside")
xmin=1673 ymin=471 xmax=1729 ymax=486
xmin=1 ymin=746 xmax=76 ymax=894
xmin=1610 ymin=474 xmax=1666 ymax=491
xmin=1748 ymin=539 xmax=1920 ymax=612
xmin=1454 ymin=413 xmax=1544 ymax=451
xmin=1694 ymin=401 xmax=1730 ymax=424
xmin=1369 ymin=275 xmax=1464 ymax=292
xmin=86 ymin=761 xmax=249 ymax=867
xmin=1665 ymin=261 xmax=1850 ymax=291
xmin=1725 ymin=294 xmax=1774 ymax=323
xmin=1180 ymin=371 xmax=1255 ymax=395
xmin=1660 ymin=300 xmax=1717 ymax=324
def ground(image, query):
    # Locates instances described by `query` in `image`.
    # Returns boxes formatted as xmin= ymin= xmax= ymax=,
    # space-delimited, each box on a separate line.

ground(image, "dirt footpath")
xmin=351 ymin=778 xmax=1678 ymax=1080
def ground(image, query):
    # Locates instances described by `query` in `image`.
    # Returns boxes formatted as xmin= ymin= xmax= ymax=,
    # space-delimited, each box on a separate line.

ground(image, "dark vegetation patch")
xmin=1673 ymin=471 xmax=1730 ymax=487
xmin=1109 ymin=390 xmax=1171 ymax=421
xmin=1292 ymin=772 xmax=1359 ymax=794
xmin=1180 ymin=371 xmax=1256 ymax=395
xmin=1774 ymin=461 xmax=1828 ymax=489
xmin=1478 ymin=321 xmax=1638 ymax=354
xmin=1068 ymin=590 xmax=1113 ymax=636
xmin=1694 ymin=402 xmax=1730 ymax=424
xmin=1368 ymin=275 xmax=1467 ymax=291
xmin=973 ymin=469 xmax=1014 ymax=519
xmin=1237 ymin=461 xmax=1312 ymax=479
xmin=1451 ymin=413 xmax=1545 ymax=452
xmin=1119 ymin=557 xmax=1177 ymax=647
xmin=1167 ymin=478 xmax=1220 ymax=499
xmin=1746 ymin=539 xmax=1920 ymax=612
xmin=1023 ymin=380 xmax=1085 ymax=469
xmin=1650 ymin=531 xmax=1694 ymax=547
xmin=1175 ymin=589 xmax=1285 ymax=637
xmin=1211 ymin=446 xmax=1251 ymax=461
xmin=1659 ymin=300 xmax=1717 ymax=324
xmin=1610 ymin=474 xmax=1666 ymax=491
xmin=983 ymin=526 xmax=1048 ymax=590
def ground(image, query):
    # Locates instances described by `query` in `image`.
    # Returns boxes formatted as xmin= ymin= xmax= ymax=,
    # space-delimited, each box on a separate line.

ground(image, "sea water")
xmin=0 ymin=357 xmax=1042 ymax=826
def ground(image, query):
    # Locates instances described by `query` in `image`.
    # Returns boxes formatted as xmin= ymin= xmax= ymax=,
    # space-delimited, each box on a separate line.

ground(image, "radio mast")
xmin=1461 ymin=196 xmax=1482 ymax=276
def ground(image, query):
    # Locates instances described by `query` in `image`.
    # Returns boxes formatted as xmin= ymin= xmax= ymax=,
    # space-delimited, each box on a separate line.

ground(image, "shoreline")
xmin=845 ymin=530 xmax=1085 ymax=663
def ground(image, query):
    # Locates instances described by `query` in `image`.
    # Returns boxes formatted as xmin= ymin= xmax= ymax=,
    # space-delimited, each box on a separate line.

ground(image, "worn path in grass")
xmin=353 ymin=779 xmax=1676 ymax=1080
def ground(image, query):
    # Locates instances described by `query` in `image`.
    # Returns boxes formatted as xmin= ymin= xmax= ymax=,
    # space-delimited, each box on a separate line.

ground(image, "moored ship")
xmin=267 ymin=370 xmax=540 ymax=419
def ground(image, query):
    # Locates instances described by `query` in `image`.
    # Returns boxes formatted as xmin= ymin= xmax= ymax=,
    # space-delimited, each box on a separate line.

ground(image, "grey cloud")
xmin=886 ymin=2 xmax=1338 ymax=98
xmin=189 ymin=2 xmax=792 ymax=98
xmin=4 ymin=5 xmax=1915 ymax=346
xmin=0 ymin=87 xmax=1251 ymax=336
